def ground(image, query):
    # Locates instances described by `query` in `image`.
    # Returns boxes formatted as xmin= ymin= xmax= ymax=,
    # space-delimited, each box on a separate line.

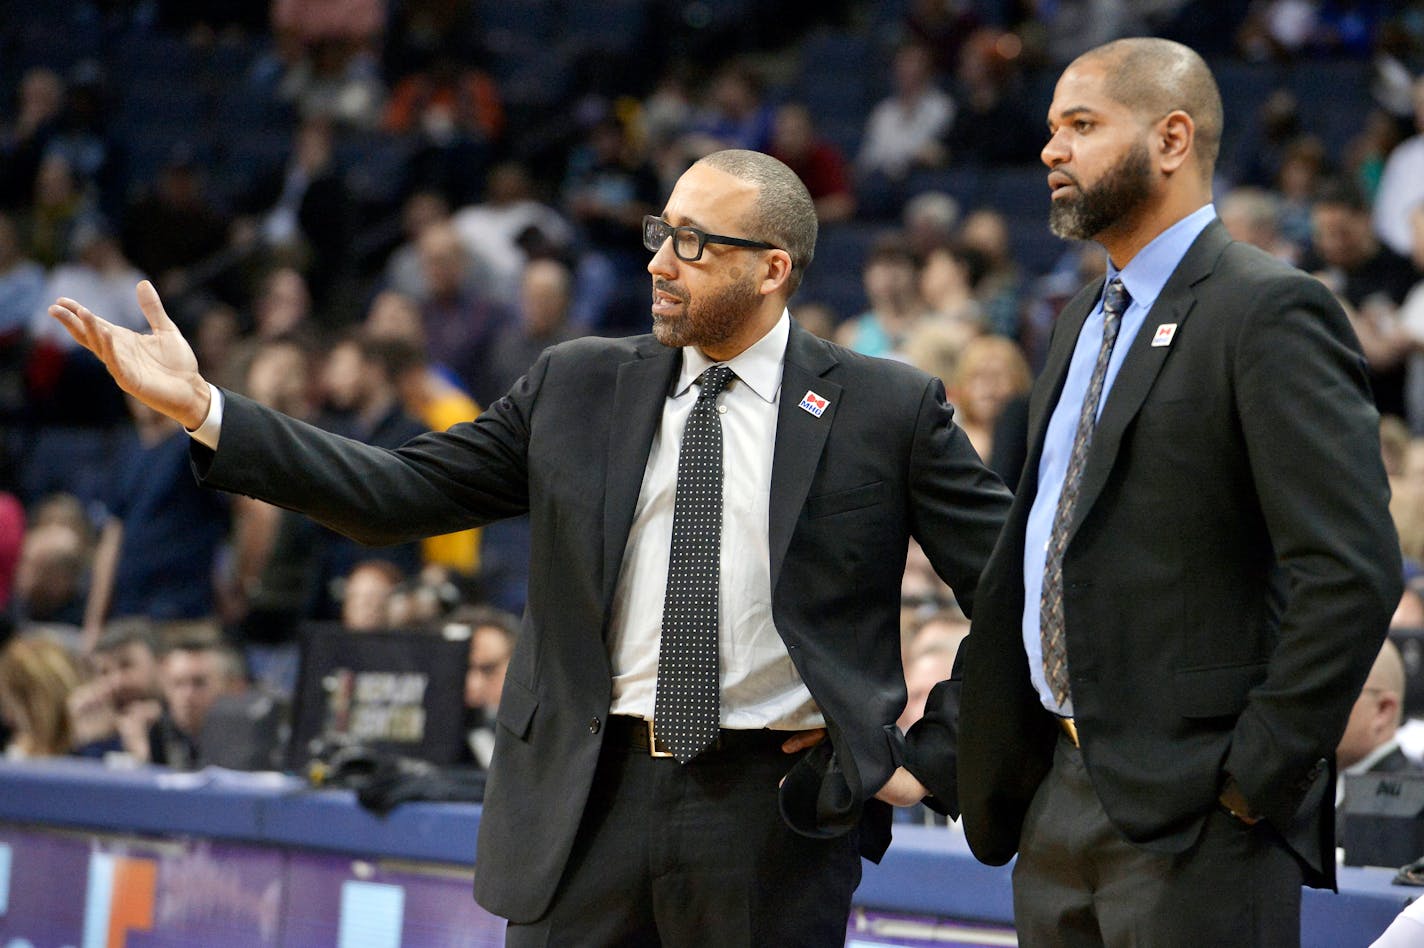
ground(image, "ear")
xmin=1378 ymin=690 xmax=1402 ymax=730
xmin=1157 ymin=109 xmax=1195 ymax=175
xmin=759 ymin=249 xmax=794 ymax=297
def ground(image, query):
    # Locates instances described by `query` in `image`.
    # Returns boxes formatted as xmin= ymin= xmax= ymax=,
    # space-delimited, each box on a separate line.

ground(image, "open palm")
xmin=48 ymin=280 xmax=211 ymax=430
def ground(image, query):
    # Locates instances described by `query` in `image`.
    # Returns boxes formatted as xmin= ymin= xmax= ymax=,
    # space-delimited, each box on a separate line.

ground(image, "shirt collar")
xmin=1346 ymin=737 xmax=1403 ymax=776
xmin=675 ymin=310 xmax=789 ymax=404
xmin=1106 ymin=203 xmax=1216 ymax=311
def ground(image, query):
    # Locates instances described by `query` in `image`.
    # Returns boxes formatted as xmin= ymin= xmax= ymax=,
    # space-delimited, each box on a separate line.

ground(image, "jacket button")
xmin=589 ymin=717 xmax=601 ymax=734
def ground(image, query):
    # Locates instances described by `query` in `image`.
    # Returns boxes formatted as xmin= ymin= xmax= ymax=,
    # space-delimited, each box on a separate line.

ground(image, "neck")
xmin=698 ymin=303 xmax=783 ymax=363
xmin=1099 ymin=185 xmax=1210 ymax=269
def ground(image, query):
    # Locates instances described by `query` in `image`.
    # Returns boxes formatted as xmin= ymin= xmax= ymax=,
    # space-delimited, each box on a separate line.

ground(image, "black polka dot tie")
xmin=1041 ymin=278 xmax=1130 ymax=706
xmin=653 ymin=364 xmax=734 ymax=762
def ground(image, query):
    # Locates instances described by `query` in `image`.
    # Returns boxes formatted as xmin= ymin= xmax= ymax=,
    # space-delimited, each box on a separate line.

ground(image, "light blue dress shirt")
xmin=1022 ymin=203 xmax=1218 ymax=715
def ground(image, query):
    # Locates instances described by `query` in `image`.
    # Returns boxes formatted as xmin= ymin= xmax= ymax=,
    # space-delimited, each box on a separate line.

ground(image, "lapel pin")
xmin=1151 ymin=323 xmax=1178 ymax=348
xmin=798 ymin=390 xmax=829 ymax=418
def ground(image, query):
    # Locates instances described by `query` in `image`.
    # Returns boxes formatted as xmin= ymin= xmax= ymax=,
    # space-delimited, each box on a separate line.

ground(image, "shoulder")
xmin=800 ymin=329 xmax=937 ymax=396
xmin=1209 ymin=239 xmax=1336 ymax=310
xmin=544 ymin=333 xmax=660 ymax=365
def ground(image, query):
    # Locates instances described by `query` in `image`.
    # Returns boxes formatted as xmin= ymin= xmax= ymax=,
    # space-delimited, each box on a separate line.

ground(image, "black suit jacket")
xmin=916 ymin=221 xmax=1401 ymax=890
xmin=192 ymin=320 xmax=1011 ymax=922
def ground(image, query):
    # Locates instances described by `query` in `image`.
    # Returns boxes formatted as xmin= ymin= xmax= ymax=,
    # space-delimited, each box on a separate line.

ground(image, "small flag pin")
xmin=1151 ymin=323 xmax=1178 ymax=348
xmin=798 ymin=390 xmax=829 ymax=417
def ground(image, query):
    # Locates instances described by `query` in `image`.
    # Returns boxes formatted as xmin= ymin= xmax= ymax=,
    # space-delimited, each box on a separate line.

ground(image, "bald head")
xmin=693 ymin=149 xmax=817 ymax=296
xmin=1369 ymin=639 xmax=1408 ymax=725
xmin=1079 ymin=38 xmax=1223 ymax=176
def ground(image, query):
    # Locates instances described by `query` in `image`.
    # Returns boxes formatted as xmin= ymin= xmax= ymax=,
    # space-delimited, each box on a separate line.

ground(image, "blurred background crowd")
xmin=4 ymin=0 xmax=1424 ymax=786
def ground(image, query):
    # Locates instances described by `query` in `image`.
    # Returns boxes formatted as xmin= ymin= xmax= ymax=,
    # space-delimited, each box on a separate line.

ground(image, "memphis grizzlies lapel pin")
xmin=798 ymin=390 xmax=829 ymax=417
xmin=1151 ymin=323 xmax=1178 ymax=347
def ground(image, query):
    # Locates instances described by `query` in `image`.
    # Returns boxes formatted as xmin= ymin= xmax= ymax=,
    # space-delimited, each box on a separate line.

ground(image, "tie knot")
xmin=1102 ymin=279 xmax=1130 ymax=319
xmin=696 ymin=365 xmax=734 ymax=402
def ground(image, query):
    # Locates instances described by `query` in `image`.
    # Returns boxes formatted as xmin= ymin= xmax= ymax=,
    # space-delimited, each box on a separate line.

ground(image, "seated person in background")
xmin=947 ymin=335 xmax=1032 ymax=464
xmin=896 ymin=611 xmax=969 ymax=827
xmin=83 ymin=394 xmax=229 ymax=651
xmin=12 ymin=520 xmax=89 ymax=635
xmin=341 ymin=559 xmax=405 ymax=632
xmin=453 ymin=605 xmax=517 ymax=769
xmin=1337 ymin=639 xmax=1420 ymax=813
xmin=152 ymin=638 xmax=247 ymax=770
xmin=74 ymin=620 xmax=163 ymax=760
xmin=0 ymin=636 xmax=83 ymax=758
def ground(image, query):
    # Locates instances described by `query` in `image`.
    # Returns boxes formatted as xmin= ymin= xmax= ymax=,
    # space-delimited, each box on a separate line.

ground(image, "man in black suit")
xmin=911 ymin=38 xmax=1401 ymax=945
xmin=49 ymin=149 xmax=1010 ymax=945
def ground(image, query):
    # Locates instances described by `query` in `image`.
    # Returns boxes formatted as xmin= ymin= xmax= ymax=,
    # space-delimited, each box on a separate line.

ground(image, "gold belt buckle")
xmin=647 ymin=719 xmax=674 ymax=757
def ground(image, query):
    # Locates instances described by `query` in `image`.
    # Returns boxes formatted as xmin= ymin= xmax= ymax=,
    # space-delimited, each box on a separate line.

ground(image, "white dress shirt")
xmin=607 ymin=312 xmax=822 ymax=730
xmin=190 ymin=312 xmax=822 ymax=730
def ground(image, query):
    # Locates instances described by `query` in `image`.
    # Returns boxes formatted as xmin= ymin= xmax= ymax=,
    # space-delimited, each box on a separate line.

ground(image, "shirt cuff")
xmin=186 ymin=383 xmax=223 ymax=450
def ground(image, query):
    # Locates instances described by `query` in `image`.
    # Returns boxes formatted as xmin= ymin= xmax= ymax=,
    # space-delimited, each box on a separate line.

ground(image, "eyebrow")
xmin=663 ymin=213 xmax=712 ymax=231
xmin=1047 ymin=106 xmax=1096 ymax=129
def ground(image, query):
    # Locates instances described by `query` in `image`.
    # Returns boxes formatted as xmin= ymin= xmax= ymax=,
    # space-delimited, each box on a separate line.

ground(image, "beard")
xmin=651 ymin=273 xmax=761 ymax=350
xmin=1048 ymin=142 xmax=1154 ymax=241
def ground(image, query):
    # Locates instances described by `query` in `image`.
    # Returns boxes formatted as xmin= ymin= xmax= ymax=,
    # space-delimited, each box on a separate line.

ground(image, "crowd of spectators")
xmin=2 ymin=0 xmax=1424 ymax=791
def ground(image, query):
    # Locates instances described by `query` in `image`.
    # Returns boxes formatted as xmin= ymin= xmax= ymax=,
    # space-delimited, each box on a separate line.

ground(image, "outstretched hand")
xmin=48 ymin=280 xmax=210 ymax=430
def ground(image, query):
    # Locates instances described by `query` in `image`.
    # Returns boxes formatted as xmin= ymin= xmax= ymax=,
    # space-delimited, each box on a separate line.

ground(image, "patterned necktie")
xmin=654 ymin=364 xmax=735 ymax=762
xmin=1041 ymin=279 xmax=1130 ymax=706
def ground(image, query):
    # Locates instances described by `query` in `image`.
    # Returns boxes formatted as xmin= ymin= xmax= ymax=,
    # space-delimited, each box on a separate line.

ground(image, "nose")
xmin=1041 ymin=128 xmax=1068 ymax=169
xmin=647 ymin=237 xmax=677 ymax=278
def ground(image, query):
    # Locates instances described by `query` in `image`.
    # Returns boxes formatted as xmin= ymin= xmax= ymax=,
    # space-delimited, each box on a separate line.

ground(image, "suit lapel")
xmin=769 ymin=323 xmax=840 ymax=591
xmin=601 ymin=340 xmax=680 ymax=613
xmin=1069 ymin=221 xmax=1231 ymax=535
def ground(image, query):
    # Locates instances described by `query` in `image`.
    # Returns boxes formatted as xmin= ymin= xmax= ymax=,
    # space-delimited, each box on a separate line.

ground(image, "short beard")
xmin=1048 ymin=142 xmax=1154 ymax=242
xmin=651 ymin=274 xmax=761 ymax=351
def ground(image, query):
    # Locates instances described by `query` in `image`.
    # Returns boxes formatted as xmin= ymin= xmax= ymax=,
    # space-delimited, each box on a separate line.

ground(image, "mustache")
xmin=653 ymin=279 xmax=687 ymax=301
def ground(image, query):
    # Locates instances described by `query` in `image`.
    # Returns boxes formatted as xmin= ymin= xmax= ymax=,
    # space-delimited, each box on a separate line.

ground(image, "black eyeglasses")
xmin=643 ymin=215 xmax=779 ymax=262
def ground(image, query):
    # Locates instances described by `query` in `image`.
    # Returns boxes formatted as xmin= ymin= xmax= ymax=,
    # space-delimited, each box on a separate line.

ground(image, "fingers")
xmin=48 ymin=300 xmax=106 ymax=355
xmin=135 ymin=280 xmax=177 ymax=333
xmin=780 ymin=727 xmax=827 ymax=754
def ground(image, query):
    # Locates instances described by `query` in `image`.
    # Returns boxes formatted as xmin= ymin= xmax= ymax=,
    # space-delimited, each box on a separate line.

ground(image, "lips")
xmin=1047 ymin=171 xmax=1077 ymax=199
xmin=652 ymin=282 xmax=686 ymax=315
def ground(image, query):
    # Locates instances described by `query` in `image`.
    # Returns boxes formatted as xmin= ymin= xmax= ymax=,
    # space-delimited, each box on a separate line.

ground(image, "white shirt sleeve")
xmin=1371 ymin=895 xmax=1424 ymax=947
xmin=186 ymin=383 xmax=224 ymax=450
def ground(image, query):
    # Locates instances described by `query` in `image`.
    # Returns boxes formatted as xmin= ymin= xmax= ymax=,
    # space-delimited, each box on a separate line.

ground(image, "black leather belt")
xmin=604 ymin=715 xmax=790 ymax=757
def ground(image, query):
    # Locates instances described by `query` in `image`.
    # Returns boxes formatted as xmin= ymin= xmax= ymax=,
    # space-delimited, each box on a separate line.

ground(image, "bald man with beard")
xmin=913 ymin=38 xmax=1401 ymax=946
